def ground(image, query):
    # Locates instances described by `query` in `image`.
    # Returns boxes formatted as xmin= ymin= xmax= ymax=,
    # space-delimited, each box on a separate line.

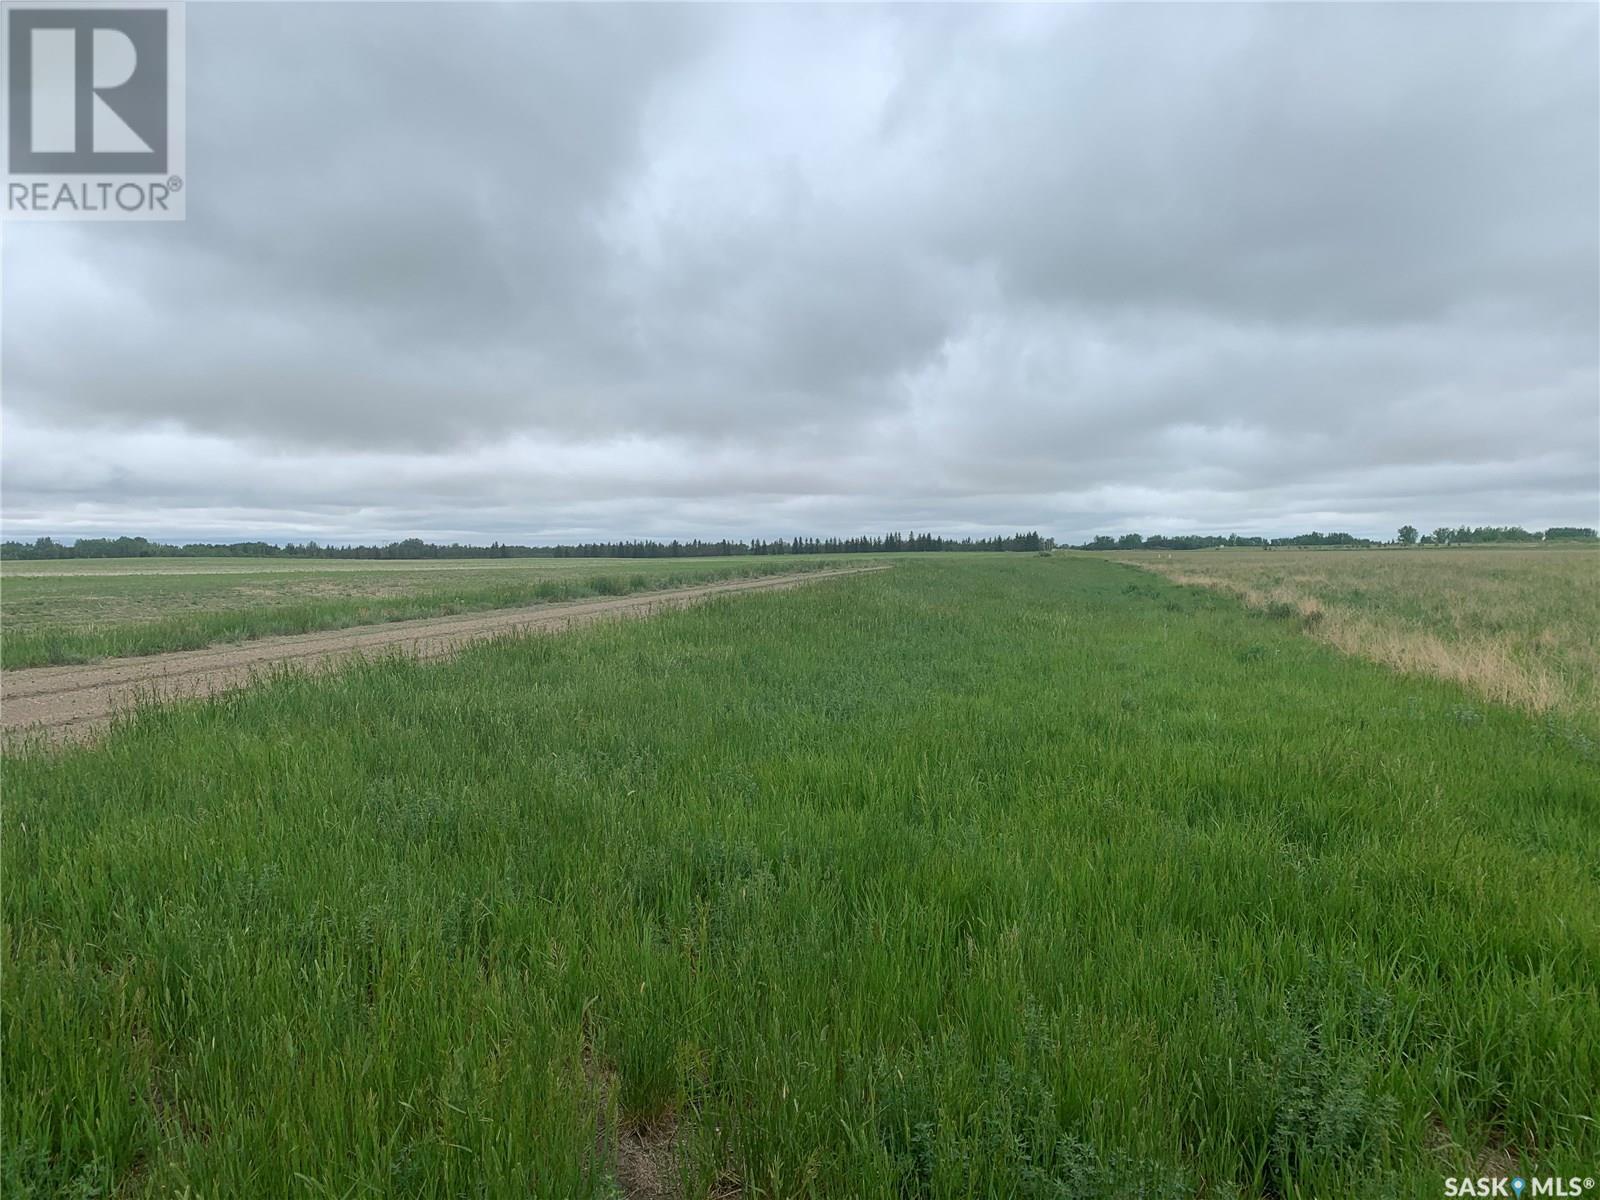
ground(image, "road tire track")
xmin=2 ymin=566 xmax=888 ymax=744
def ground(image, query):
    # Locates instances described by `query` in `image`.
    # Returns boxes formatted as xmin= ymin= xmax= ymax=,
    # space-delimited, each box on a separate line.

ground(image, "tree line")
xmin=1079 ymin=531 xmax=1366 ymax=550
xmin=1079 ymin=525 xmax=1596 ymax=551
xmin=1397 ymin=525 xmax=1597 ymax=546
xmin=2 ymin=531 xmax=1052 ymax=561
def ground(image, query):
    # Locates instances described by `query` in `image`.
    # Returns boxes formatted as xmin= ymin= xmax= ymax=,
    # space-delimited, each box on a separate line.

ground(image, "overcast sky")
xmin=4 ymin=3 xmax=1596 ymax=546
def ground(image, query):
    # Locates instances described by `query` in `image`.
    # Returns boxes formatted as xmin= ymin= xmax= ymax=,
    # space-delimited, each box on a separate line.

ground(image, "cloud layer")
xmin=5 ymin=4 xmax=1596 ymax=543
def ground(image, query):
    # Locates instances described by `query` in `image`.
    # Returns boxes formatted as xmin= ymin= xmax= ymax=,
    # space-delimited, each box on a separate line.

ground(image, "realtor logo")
xmin=3 ymin=2 xmax=185 ymax=219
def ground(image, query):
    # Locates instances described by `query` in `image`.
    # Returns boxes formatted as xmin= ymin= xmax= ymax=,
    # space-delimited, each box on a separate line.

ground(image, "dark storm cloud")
xmin=4 ymin=3 xmax=1596 ymax=543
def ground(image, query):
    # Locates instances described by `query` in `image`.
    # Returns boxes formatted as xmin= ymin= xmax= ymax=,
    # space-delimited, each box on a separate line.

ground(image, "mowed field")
xmin=0 ymin=556 xmax=853 ymax=670
xmin=1111 ymin=546 xmax=1600 ymax=736
xmin=5 ymin=555 xmax=1598 ymax=1198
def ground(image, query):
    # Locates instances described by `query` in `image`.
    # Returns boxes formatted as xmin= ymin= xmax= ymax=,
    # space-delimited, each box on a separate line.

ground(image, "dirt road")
xmin=2 ymin=566 xmax=887 ymax=744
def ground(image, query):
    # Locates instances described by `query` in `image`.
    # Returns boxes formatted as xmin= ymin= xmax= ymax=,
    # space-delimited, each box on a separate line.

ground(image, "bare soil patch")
xmin=2 ymin=567 xmax=885 ymax=745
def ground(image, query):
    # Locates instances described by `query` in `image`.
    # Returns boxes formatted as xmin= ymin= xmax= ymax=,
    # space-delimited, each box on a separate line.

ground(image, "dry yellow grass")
xmin=1113 ymin=547 xmax=1599 ymax=730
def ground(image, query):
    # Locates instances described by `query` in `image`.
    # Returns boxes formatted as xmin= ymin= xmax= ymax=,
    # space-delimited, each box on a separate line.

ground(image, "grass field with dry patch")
xmin=1110 ymin=546 xmax=1600 ymax=733
xmin=6 ymin=556 xmax=1598 ymax=1198
xmin=0 ymin=555 xmax=855 ymax=669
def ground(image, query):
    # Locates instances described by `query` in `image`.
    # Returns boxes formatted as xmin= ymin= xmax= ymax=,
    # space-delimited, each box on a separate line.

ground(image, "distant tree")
xmin=1 ymin=530 xmax=1064 ymax=561
xmin=1269 ymin=531 xmax=1370 ymax=548
xmin=1432 ymin=527 xmax=1452 ymax=546
xmin=1116 ymin=533 xmax=1144 ymax=550
xmin=1397 ymin=525 xmax=1418 ymax=545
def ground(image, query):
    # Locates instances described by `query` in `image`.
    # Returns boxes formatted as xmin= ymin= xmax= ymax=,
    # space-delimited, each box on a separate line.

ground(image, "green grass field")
xmin=1111 ymin=546 xmax=1600 ymax=735
xmin=0 ymin=556 xmax=851 ymax=670
xmin=5 ymin=556 xmax=1596 ymax=1198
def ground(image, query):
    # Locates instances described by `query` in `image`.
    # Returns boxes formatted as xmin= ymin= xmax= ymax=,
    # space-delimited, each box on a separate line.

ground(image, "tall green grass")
xmin=0 ymin=558 xmax=842 ymax=669
xmin=5 ymin=557 xmax=1597 ymax=1197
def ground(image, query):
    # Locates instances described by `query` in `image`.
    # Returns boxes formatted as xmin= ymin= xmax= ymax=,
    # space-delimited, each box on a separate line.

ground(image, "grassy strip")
xmin=5 ymin=556 xmax=1597 ymax=1197
xmin=0 ymin=559 xmax=842 ymax=669
xmin=1111 ymin=547 xmax=1600 ymax=735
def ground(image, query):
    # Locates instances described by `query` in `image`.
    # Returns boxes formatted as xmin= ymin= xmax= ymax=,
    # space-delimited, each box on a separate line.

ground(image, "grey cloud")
xmin=3 ymin=3 xmax=1595 ymax=543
